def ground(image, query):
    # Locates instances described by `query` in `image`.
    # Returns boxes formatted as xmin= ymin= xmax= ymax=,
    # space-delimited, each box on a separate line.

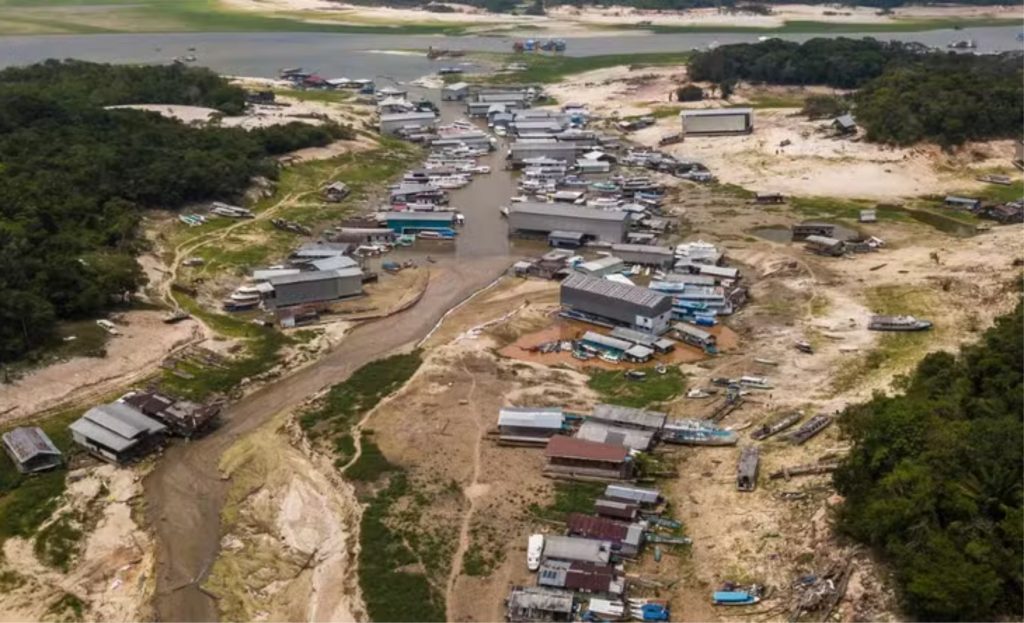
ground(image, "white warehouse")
xmin=679 ymin=108 xmax=753 ymax=136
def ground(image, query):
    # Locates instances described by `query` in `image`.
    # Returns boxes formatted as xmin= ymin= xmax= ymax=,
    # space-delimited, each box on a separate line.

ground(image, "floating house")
xmin=575 ymin=420 xmax=655 ymax=452
xmin=509 ymin=203 xmax=630 ymax=243
xmin=804 ymin=235 xmax=845 ymax=256
xmin=538 ymin=560 xmax=624 ymax=596
xmin=560 ymin=274 xmax=673 ymax=335
xmin=121 ymin=391 xmax=219 ymax=438
xmin=544 ymin=435 xmax=633 ymax=480
xmin=590 ymin=404 xmax=667 ymax=432
xmin=264 ymin=268 xmax=363 ymax=309
xmin=506 ymin=586 xmax=574 ymax=623
xmin=380 ymin=211 xmax=456 ymax=235
xmin=497 ymin=407 xmax=566 ymax=445
xmin=541 ymin=535 xmax=613 ymax=565
xmin=680 ymin=108 xmax=753 ymax=135
xmin=609 ymin=244 xmax=675 ymax=268
xmin=594 ymin=497 xmax=639 ymax=521
xmin=576 ymin=256 xmax=626 ymax=278
xmin=69 ymin=402 xmax=167 ymax=464
xmin=566 ymin=513 xmax=645 ymax=557
xmin=441 ymin=81 xmax=470 ymax=101
xmin=604 ymin=484 xmax=662 ymax=506
xmin=378 ymin=111 xmax=437 ymax=136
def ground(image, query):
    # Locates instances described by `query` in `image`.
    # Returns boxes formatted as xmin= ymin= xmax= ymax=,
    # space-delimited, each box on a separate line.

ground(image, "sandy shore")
xmin=220 ymin=0 xmax=1023 ymax=33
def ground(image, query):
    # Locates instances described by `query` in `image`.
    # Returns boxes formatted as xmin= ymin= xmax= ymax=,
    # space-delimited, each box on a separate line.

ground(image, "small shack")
xmin=1 ymin=427 xmax=62 ymax=473
xmin=548 ymin=231 xmax=586 ymax=249
xmin=754 ymin=192 xmax=785 ymax=204
xmin=944 ymin=195 xmax=981 ymax=211
xmin=497 ymin=407 xmax=566 ymax=445
xmin=323 ymin=181 xmax=350 ymax=202
xmin=544 ymin=436 xmax=633 ymax=480
xmin=506 ymin=586 xmax=574 ymax=623
xmin=737 ymin=446 xmax=760 ymax=492
xmin=791 ymin=222 xmax=835 ymax=240
xmin=804 ymin=235 xmax=845 ymax=257
xmin=441 ymin=81 xmax=470 ymax=101
xmin=604 ymin=484 xmax=662 ymax=506
xmin=121 ymin=391 xmax=219 ymax=438
xmin=594 ymin=497 xmax=639 ymax=521
xmin=575 ymin=420 xmax=654 ymax=451
xmin=832 ymin=114 xmax=857 ymax=135
xmin=859 ymin=209 xmax=877 ymax=223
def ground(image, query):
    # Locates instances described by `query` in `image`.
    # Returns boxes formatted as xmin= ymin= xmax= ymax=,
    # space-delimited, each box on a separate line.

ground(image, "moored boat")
xmin=661 ymin=419 xmax=737 ymax=446
xmin=868 ymin=315 xmax=933 ymax=331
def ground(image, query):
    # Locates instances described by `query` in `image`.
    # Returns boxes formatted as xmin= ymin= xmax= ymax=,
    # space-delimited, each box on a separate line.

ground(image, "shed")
xmin=498 ymin=407 xmax=566 ymax=444
xmin=590 ymin=404 xmax=667 ymax=431
xmin=594 ymin=497 xmax=639 ymax=521
xmin=832 ymin=114 xmax=857 ymax=135
xmin=545 ymin=435 xmax=633 ymax=480
xmin=609 ymin=244 xmax=675 ymax=268
xmin=441 ymin=81 xmax=470 ymax=101
xmin=680 ymin=108 xmax=753 ymax=135
xmin=548 ymin=230 xmax=586 ymax=249
xmin=604 ymin=484 xmax=662 ymax=505
xmin=378 ymin=111 xmax=437 ymax=136
xmin=542 ymin=535 xmax=613 ymax=565
xmin=609 ymin=327 xmax=676 ymax=353
xmin=265 ymin=269 xmax=363 ymax=309
xmin=804 ymin=235 xmax=845 ymax=257
xmin=859 ymin=209 xmax=877 ymax=223
xmin=672 ymin=321 xmax=717 ymax=351
xmin=576 ymin=256 xmax=626 ymax=277
xmin=69 ymin=402 xmax=167 ymax=464
xmin=1 ymin=427 xmax=62 ymax=473
xmin=509 ymin=141 xmax=578 ymax=165
xmin=121 ymin=391 xmax=219 ymax=437
xmin=579 ymin=331 xmax=634 ymax=359
xmin=944 ymin=195 xmax=981 ymax=210
xmin=575 ymin=420 xmax=654 ymax=451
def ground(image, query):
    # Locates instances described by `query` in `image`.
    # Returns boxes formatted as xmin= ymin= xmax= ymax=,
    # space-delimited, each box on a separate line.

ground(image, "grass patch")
xmin=831 ymin=285 xmax=940 ymax=394
xmin=274 ymin=88 xmax=352 ymax=104
xmin=478 ymin=51 xmax=691 ymax=84
xmin=587 ymin=365 xmax=685 ymax=409
xmin=345 ymin=436 xmax=396 ymax=482
xmin=966 ymin=180 xmax=1023 ymax=204
xmin=34 ymin=510 xmax=85 ymax=572
xmin=528 ymin=481 xmax=605 ymax=522
xmin=746 ymin=92 xmax=808 ymax=109
xmin=359 ymin=472 xmax=445 ymax=622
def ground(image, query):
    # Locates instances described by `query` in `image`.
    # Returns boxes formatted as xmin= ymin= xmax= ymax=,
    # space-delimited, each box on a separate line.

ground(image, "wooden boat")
xmin=661 ymin=419 xmax=737 ymax=446
xmin=868 ymin=315 xmax=932 ymax=331
xmin=751 ymin=413 xmax=801 ymax=441
xmin=787 ymin=414 xmax=833 ymax=445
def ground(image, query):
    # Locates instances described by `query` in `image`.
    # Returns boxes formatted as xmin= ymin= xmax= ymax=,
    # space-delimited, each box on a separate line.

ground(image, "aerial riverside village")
xmin=0 ymin=6 xmax=1021 ymax=623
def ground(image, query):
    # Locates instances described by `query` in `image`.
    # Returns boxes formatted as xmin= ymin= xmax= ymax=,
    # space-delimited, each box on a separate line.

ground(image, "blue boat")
xmin=661 ymin=420 xmax=737 ymax=446
xmin=713 ymin=590 xmax=760 ymax=606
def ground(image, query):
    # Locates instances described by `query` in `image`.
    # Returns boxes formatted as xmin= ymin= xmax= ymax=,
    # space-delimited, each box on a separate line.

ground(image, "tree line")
xmin=0 ymin=61 xmax=348 ymax=363
xmin=687 ymin=38 xmax=1022 ymax=146
xmin=834 ymin=303 xmax=1023 ymax=621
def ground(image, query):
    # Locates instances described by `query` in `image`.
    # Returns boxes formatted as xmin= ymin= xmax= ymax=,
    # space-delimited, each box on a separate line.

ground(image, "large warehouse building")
xmin=679 ymin=108 xmax=753 ymax=136
xmin=508 ymin=203 xmax=630 ymax=243
xmin=265 ymin=268 xmax=363 ymax=309
xmin=509 ymin=141 xmax=579 ymax=165
xmin=560 ymin=273 xmax=673 ymax=334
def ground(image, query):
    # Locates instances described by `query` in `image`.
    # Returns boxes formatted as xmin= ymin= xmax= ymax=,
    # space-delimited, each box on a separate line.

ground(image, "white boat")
xmin=527 ymin=534 xmax=543 ymax=571
xmin=433 ymin=176 xmax=470 ymax=189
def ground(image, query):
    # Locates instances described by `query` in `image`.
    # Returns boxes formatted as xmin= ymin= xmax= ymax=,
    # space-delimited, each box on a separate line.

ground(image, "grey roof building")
xmin=497 ymin=406 xmax=565 ymax=445
xmin=509 ymin=203 xmax=630 ymax=243
xmin=605 ymin=484 xmax=662 ymax=505
xmin=441 ymin=81 xmax=470 ymax=101
xmin=378 ymin=111 xmax=437 ymax=136
xmin=509 ymin=141 xmax=578 ymax=165
xmin=70 ymin=402 xmax=167 ymax=464
xmin=2 ymin=427 xmax=62 ymax=473
xmin=506 ymin=586 xmax=574 ymax=623
xmin=266 ymin=268 xmax=363 ymax=309
xmin=575 ymin=420 xmax=655 ymax=451
xmin=542 ymin=535 xmax=613 ymax=565
xmin=610 ymin=244 xmax=675 ymax=268
xmin=680 ymin=108 xmax=753 ymax=135
xmin=560 ymin=273 xmax=673 ymax=335
xmin=590 ymin=403 xmax=668 ymax=431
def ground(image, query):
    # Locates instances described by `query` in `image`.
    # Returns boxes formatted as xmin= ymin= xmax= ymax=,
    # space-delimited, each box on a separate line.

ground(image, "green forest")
xmin=351 ymin=0 xmax=1008 ymax=12
xmin=687 ymin=38 xmax=1023 ymax=145
xmin=0 ymin=61 xmax=347 ymax=362
xmin=834 ymin=303 xmax=1023 ymax=621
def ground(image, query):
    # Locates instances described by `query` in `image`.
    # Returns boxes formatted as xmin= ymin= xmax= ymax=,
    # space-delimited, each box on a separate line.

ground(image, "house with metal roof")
xmin=69 ymin=402 xmax=167 ymax=464
xmin=545 ymin=435 xmax=633 ymax=480
xmin=804 ymin=235 xmax=845 ymax=257
xmin=291 ymin=241 xmax=352 ymax=261
xmin=265 ymin=269 xmax=364 ymax=309
xmin=575 ymin=420 xmax=655 ymax=452
xmin=538 ymin=560 xmax=624 ymax=595
xmin=566 ymin=513 xmax=645 ymax=556
xmin=2 ymin=427 xmax=62 ymax=473
xmin=576 ymin=256 xmax=626 ymax=277
xmin=560 ymin=273 xmax=673 ymax=335
xmin=609 ymin=244 xmax=675 ymax=268
xmin=505 ymin=586 xmax=574 ymax=623
xmin=509 ymin=141 xmax=578 ymax=165
xmin=542 ymin=535 xmax=613 ymax=565
xmin=590 ymin=404 xmax=667 ymax=431
xmin=380 ymin=211 xmax=456 ymax=234
xmin=832 ymin=114 xmax=857 ymax=135
xmin=441 ymin=81 xmax=470 ymax=101
xmin=608 ymin=327 xmax=676 ymax=353
xmin=378 ymin=111 xmax=436 ymax=136
xmin=121 ymin=391 xmax=219 ymax=438
xmin=497 ymin=407 xmax=566 ymax=445
xmin=671 ymin=322 xmax=718 ymax=352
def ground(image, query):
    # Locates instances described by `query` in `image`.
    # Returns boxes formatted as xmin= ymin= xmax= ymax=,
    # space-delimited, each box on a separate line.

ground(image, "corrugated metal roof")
xmin=382 ymin=211 xmax=454 ymax=222
xmin=84 ymin=403 xmax=165 ymax=439
xmin=498 ymin=407 xmax=564 ymax=429
xmin=269 ymin=270 xmax=346 ymax=286
xmin=545 ymin=435 xmax=629 ymax=462
xmin=379 ymin=112 xmax=436 ymax=122
xmin=538 ymin=560 xmax=620 ymax=593
xmin=561 ymin=273 xmax=668 ymax=308
xmin=605 ymin=484 xmax=661 ymax=504
xmin=580 ymin=331 xmax=633 ymax=352
xmin=673 ymin=322 xmax=713 ymax=341
xmin=512 ymin=203 xmax=630 ymax=222
xmin=1 ymin=427 xmax=61 ymax=463
xmin=507 ymin=586 xmax=575 ymax=613
xmin=698 ymin=264 xmax=739 ymax=278
xmin=575 ymin=421 xmax=654 ymax=451
xmin=310 ymin=255 xmax=358 ymax=271
xmin=70 ymin=418 xmax=135 ymax=452
xmin=542 ymin=535 xmax=612 ymax=564
xmin=610 ymin=243 xmax=674 ymax=256
xmin=577 ymin=256 xmax=624 ymax=272
xmin=590 ymin=403 xmax=667 ymax=431
xmin=805 ymin=235 xmax=842 ymax=246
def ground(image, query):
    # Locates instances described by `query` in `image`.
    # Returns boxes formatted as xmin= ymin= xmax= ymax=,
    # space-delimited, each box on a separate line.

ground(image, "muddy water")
xmin=146 ymin=98 xmax=524 ymax=622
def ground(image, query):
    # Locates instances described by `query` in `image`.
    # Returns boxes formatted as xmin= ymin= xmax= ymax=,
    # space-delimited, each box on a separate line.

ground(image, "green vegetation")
xmin=462 ymin=523 xmax=506 ymax=577
xmin=801 ymin=94 xmax=850 ymax=119
xmin=34 ymin=510 xmax=85 ymax=572
xmin=359 ymin=473 xmax=446 ymax=622
xmin=482 ymin=52 xmax=691 ymax=84
xmin=688 ymin=38 xmax=1022 ymax=146
xmin=587 ymin=365 xmax=685 ymax=408
xmin=835 ymin=303 xmax=1023 ymax=621
xmin=528 ymin=481 xmax=605 ymax=521
xmin=0 ymin=61 xmax=347 ymax=362
xmin=635 ymin=16 xmax=1019 ymax=34
xmin=346 ymin=436 xmax=396 ymax=482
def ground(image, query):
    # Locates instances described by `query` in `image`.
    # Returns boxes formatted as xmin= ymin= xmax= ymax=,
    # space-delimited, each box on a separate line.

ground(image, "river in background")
xmin=0 ymin=26 xmax=1021 ymax=80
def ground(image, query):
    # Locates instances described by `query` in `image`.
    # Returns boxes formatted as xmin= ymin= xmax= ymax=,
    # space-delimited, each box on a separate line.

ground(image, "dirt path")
xmin=145 ymin=256 xmax=514 ymax=622
xmin=444 ymin=361 xmax=483 ymax=618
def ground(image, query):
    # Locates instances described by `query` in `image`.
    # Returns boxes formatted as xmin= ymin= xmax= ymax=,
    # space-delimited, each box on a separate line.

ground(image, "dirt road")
xmin=145 ymin=256 xmax=514 ymax=622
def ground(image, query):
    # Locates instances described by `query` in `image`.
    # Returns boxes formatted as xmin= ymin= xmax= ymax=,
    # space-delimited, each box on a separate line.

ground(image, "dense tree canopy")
xmin=688 ymin=38 xmax=1023 ymax=145
xmin=0 ymin=61 xmax=347 ymax=362
xmin=835 ymin=303 xmax=1023 ymax=621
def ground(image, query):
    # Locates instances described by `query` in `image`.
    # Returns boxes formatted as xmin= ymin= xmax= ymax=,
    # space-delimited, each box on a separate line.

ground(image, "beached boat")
xmin=868 ymin=315 xmax=933 ymax=331
xmin=712 ymin=590 xmax=760 ymax=606
xmin=661 ymin=419 xmax=737 ymax=446
xmin=786 ymin=413 xmax=832 ymax=445
xmin=751 ymin=413 xmax=801 ymax=441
